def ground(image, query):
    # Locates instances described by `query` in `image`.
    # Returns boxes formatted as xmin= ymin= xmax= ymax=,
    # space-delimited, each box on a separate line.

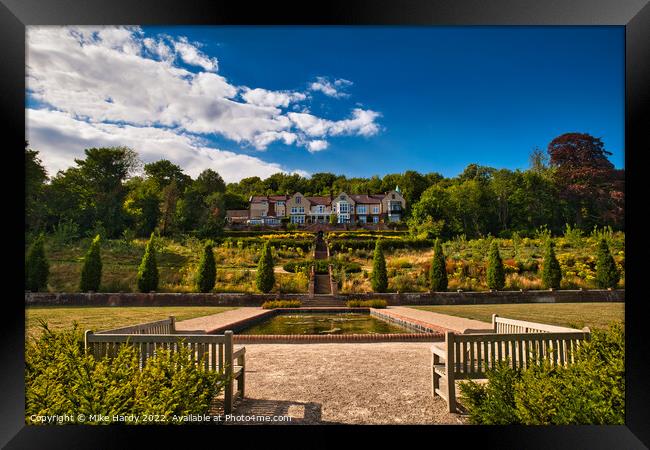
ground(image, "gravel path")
xmin=222 ymin=342 xmax=467 ymax=425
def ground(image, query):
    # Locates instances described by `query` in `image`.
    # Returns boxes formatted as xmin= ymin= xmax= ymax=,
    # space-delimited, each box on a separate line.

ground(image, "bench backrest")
xmin=84 ymin=329 xmax=233 ymax=372
xmin=445 ymin=328 xmax=591 ymax=379
xmin=96 ymin=316 xmax=176 ymax=335
xmin=492 ymin=314 xmax=584 ymax=334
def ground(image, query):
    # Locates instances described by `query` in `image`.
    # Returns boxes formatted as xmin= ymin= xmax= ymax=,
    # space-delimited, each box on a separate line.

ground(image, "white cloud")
xmin=306 ymin=140 xmax=329 ymax=153
xmin=26 ymin=108 xmax=304 ymax=183
xmin=309 ymin=76 xmax=353 ymax=98
xmin=26 ymin=25 xmax=382 ymax=176
xmin=288 ymin=108 xmax=381 ymax=138
xmin=241 ymin=87 xmax=307 ymax=108
xmin=172 ymin=36 xmax=218 ymax=72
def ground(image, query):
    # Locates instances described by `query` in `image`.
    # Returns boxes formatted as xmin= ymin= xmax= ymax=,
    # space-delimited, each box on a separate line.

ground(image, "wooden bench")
xmin=85 ymin=316 xmax=245 ymax=414
xmin=431 ymin=314 xmax=591 ymax=413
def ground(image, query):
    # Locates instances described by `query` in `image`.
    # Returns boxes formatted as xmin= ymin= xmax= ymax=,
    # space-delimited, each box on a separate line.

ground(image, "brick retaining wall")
xmin=25 ymin=289 xmax=624 ymax=307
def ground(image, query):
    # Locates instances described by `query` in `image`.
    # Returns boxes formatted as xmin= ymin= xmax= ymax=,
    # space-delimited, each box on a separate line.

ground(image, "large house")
xmin=233 ymin=187 xmax=406 ymax=226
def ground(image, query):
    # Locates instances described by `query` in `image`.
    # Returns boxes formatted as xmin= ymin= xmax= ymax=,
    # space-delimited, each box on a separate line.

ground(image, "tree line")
xmin=25 ymin=132 xmax=624 ymax=241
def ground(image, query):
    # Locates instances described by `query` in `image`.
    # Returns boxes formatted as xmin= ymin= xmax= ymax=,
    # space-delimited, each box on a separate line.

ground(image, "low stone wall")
xmin=25 ymin=289 xmax=624 ymax=307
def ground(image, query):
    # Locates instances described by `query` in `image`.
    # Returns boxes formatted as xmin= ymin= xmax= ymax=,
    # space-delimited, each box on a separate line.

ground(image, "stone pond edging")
xmin=25 ymin=289 xmax=624 ymax=307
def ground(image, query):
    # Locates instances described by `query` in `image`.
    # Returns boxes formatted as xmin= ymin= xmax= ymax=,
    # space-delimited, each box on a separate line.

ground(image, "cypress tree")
xmin=256 ymin=242 xmax=275 ymax=293
xmin=196 ymin=241 xmax=216 ymax=293
xmin=430 ymin=238 xmax=448 ymax=292
xmin=541 ymin=240 xmax=562 ymax=289
xmin=371 ymin=239 xmax=388 ymax=293
xmin=486 ymin=241 xmax=505 ymax=290
xmin=595 ymin=238 xmax=620 ymax=289
xmin=80 ymin=234 xmax=102 ymax=292
xmin=137 ymin=233 xmax=159 ymax=293
xmin=25 ymin=234 xmax=49 ymax=292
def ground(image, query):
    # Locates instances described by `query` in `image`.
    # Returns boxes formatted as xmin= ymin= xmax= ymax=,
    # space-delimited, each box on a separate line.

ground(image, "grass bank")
xmin=410 ymin=302 xmax=623 ymax=330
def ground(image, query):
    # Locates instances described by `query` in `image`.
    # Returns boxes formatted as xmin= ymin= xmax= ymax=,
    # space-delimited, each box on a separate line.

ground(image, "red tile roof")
xmin=349 ymin=194 xmax=384 ymax=204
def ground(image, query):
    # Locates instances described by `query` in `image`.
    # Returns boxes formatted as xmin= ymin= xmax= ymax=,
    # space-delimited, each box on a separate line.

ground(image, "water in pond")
xmin=241 ymin=313 xmax=411 ymax=335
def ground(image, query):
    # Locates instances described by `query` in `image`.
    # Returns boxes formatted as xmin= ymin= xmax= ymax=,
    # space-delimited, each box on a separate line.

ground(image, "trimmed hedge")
xmin=225 ymin=237 xmax=313 ymax=251
xmin=283 ymin=259 xmax=361 ymax=274
xmin=329 ymin=238 xmax=433 ymax=253
xmin=346 ymin=299 xmax=387 ymax=308
xmin=137 ymin=233 xmax=159 ymax=293
xmin=595 ymin=238 xmax=620 ymax=289
xmin=195 ymin=241 xmax=217 ymax=293
xmin=255 ymin=242 xmax=275 ymax=293
xmin=261 ymin=300 xmax=302 ymax=309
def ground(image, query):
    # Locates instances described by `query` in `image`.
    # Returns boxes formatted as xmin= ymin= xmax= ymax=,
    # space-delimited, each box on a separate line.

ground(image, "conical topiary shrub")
xmin=371 ymin=239 xmax=388 ymax=293
xmin=256 ymin=242 xmax=275 ymax=293
xmin=137 ymin=233 xmax=159 ymax=293
xmin=196 ymin=241 xmax=216 ymax=293
xmin=430 ymin=238 xmax=448 ymax=292
xmin=541 ymin=240 xmax=562 ymax=289
xmin=25 ymin=234 xmax=49 ymax=292
xmin=595 ymin=238 xmax=620 ymax=289
xmin=486 ymin=241 xmax=505 ymax=290
xmin=80 ymin=234 xmax=102 ymax=292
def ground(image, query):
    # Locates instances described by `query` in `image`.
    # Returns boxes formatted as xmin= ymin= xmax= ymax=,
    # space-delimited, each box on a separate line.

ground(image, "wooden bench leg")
xmin=224 ymin=376 xmax=233 ymax=415
xmin=432 ymin=352 xmax=440 ymax=398
xmin=446 ymin=370 xmax=457 ymax=413
xmin=237 ymin=354 xmax=245 ymax=399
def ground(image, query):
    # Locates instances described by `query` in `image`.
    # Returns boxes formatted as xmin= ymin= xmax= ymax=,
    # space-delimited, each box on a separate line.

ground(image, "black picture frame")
xmin=3 ymin=0 xmax=648 ymax=447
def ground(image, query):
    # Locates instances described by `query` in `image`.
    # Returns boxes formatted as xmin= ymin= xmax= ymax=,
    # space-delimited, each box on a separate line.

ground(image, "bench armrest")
xmin=431 ymin=344 xmax=446 ymax=359
xmin=232 ymin=347 xmax=246 ymax=361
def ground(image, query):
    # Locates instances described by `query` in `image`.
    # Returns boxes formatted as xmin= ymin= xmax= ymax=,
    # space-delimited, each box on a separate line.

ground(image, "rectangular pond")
xmin=241 ymin=312 xmax=412 ymax=335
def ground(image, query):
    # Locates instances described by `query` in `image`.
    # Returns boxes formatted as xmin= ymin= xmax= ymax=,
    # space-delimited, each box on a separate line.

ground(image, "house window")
xmin=339 ymin=202 xmax=349 ymax=214
xmin=356 ymin=205 xmax=367 ymax=214
xmin=291 ymin=216 xmax=305 ymax=224
xmin=373 ymin=216 xmax=379 ymax=223
xmin=372 ymin=206 xmax=380 ymax=214
xmin=392 ymin=194 xmax=395 ymax=199
xmin=277 ymin=201 xmax=285 ymax=206
xmin=359 ymin=215 xmax=367 ymax=223
xmin=316 ymin=205 xmax=324 ymax=213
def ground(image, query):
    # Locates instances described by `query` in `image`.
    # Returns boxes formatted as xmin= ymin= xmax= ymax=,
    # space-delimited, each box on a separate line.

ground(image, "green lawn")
xmin=25 ymin=306 xmax=236 ymax=341
xmin=410 ymin=302 xmax=624 ymax=330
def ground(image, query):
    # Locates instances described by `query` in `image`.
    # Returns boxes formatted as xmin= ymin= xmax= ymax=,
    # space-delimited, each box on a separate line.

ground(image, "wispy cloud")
xmin=309 ymin=76 xmax=353 ymax=98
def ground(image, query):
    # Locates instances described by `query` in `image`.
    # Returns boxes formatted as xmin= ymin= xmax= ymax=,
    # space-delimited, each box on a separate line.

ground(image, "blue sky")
xmin=26 ymin=26 xmax=624 ymax=182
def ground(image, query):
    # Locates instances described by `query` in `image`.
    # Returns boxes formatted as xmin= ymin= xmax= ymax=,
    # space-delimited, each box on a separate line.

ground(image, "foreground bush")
xmin=80 ymin=234 xmax=102 ymax=292
xmin=346 ymin=299 xmax=387 ymax=308
xmin=261 ymin=300 xmax=301 ymax=309
xmin=459 ymin=322 xmax=624 ymax=425
xmin=25 ymin=322 xmax=227 ymax=424
xmin=25 ymin=234 xmax=49 ymax=292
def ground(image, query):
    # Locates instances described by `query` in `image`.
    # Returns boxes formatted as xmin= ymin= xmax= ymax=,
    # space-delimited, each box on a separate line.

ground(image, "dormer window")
xmin=340 ymin=195 xmax=345 ymax=200
xmin=392 ymin=194 xmax=395 ymax=199
xmin=296 ymin=196 xmax=301 ymax=204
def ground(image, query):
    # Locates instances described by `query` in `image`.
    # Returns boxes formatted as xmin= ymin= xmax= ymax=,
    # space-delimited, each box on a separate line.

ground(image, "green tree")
xmin=195 ymin=242 xmax=217 ymax=293
xmin=25 ymin=143 xmax=48 ymax=232
xmin=25 ymin=235 xmax=49 ymax=292
xmin=123 ymin=177 xmax=160 ymax=237
xmin=371 ymin=239 xmax=388 ymax=293
xmin=255 ymin=243 xmax=275 ymax=293
xmin=137 ymin=233 xmax=159 ymax=292
xmin=541 ymin=240 xmax=562 ymax=289
xmin=595 ymin=238 xmax=620 ymax=288
xmin=329 ymin=213 xmax=338 ymax=225
xmin=486 ymin=241 xmax=505 ymax=290
xmin=80 ymin=235 xmax=102 ymax=292
xmin=430 ymin=238 xmax=448 ymax=291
